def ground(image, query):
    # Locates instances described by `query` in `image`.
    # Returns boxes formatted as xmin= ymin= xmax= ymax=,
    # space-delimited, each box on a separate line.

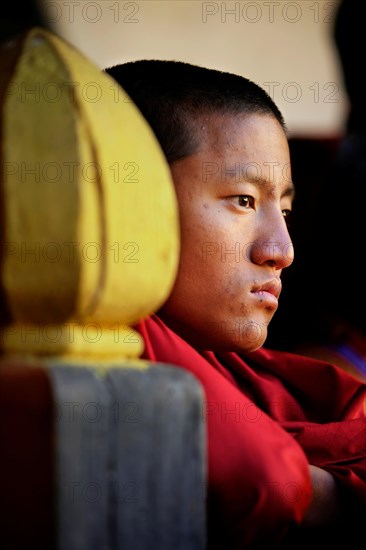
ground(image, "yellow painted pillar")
xmin=0 ymin=27 xmax=180 ymax=362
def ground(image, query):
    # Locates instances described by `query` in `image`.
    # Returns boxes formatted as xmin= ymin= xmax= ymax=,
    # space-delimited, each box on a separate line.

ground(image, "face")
xmin=158 ymin=113 xmax=295 ymax=353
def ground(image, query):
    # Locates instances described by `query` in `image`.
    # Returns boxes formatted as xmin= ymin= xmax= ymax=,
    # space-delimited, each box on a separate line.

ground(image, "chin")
xmin=227 ymin=339 xmax=265 ymax=354
xmin=201 ymin=332 xmax=267 ymax=354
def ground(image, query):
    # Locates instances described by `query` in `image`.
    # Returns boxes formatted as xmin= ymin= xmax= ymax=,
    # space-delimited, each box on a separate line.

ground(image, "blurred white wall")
xmin=39 ymin=0 xmax=348 ymax=137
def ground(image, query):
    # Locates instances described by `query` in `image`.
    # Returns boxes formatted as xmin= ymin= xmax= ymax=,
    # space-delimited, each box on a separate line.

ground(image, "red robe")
xmin=135 ymin=314 xmax=366 ymax=548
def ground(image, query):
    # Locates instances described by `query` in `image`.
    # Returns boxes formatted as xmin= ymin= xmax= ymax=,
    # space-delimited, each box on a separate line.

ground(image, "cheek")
xmin=177 ymin=242 xmax=241 ymax=308
xmin=179 ymin=207 xmax=217 ymax=262
xmin=175 ymin=203 xmax=250 ymax=301
xmin=179 ymin=199 xmax=239 ymax=248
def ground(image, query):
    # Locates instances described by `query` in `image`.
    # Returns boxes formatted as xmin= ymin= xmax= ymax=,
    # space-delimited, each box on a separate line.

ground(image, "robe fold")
xmin=135 ymin=314 xmax=366 ymax=548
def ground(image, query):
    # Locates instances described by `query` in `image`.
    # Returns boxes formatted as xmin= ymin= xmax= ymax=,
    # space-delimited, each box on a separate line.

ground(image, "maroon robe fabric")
xmin=135 ymin=314 xmax=366 ymax=548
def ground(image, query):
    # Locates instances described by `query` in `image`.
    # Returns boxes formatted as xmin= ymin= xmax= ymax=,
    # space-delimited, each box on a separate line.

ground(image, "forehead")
xmin=197 ymin=111 xmax=287 ymax=149
xmin=193 ymin=112 xmax=293 ymax=192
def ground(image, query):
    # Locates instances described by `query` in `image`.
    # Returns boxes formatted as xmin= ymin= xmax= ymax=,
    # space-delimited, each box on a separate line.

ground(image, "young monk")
xmin=105 ymin=60 xmax=366 ymax=549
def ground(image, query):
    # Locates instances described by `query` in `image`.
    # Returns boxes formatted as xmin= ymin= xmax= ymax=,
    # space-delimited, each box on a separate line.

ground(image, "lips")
xmin=251 ymin=278 xmax=282 ymax=301
xmin=256 ymin=278 xmax=282 ymax=299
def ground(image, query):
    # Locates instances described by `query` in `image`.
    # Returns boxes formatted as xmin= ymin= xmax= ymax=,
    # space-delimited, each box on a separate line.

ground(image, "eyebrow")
xmin=223 ymin=167 xmax=296 ymax=200
xmin=282 ymin=184 xmax=296 ymax=200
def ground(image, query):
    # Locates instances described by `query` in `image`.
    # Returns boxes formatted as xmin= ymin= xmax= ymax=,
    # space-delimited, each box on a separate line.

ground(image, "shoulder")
xmin=246 ymin=347 xmax=366 ymax=418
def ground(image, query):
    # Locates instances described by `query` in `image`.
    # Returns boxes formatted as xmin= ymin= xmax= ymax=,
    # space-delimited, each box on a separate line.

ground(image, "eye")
xmin=282 ymin=209 xmax=292 ymax=227
xmin=236 ymin=195 xmax=255 ymax=209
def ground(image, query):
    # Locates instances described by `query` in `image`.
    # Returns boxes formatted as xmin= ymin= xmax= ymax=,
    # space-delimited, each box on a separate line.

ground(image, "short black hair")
xmin=105 ymin=59 xmax=286 ymax=163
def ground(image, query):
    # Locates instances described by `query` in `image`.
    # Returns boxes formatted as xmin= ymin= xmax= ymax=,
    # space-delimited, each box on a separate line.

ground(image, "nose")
xmin=249 ymin=214 xmax=294 ymax=270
